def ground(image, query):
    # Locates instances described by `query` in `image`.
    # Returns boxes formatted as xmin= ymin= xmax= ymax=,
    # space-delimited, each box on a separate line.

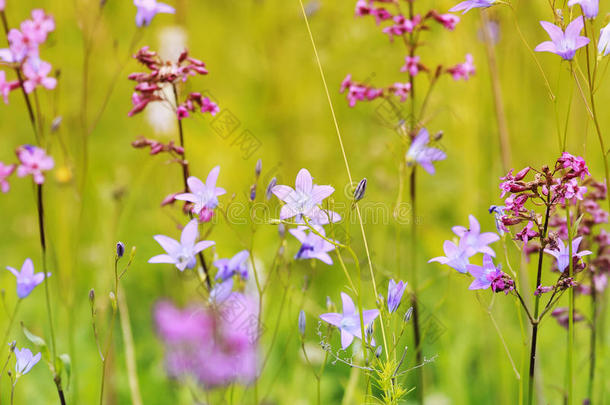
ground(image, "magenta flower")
xmin=447 ymin=54 xmax=475 ymax=81
xmin=0 ymin=162 xmax=15 ymax=193
xmin=21 ymin=9 xmax=55 ymax=44
xmin=14 ymin=348 xmax=41 ymax=377
xmin=0 ymin=71 xmax=19 ymax=104
xmin=452 ymin=215 xmax=499 ymax=257
xmin=214 ymin=250 xmax=249 ymax=281
xmin=515 ymin=221 xmax=539 ymax=244
xmin=429 ymin=239 xmax=470 ymax=273
xmin=16 ymin=145 xmax=54 ymax=184
xmin=0 ymin=0 xmax=4 ymax=11
xmin=449 ymin=0 xmax=495 ymax=14
xmin=567 ymin=0 xmax=598 ymax=19
xmin=534 ymin=17 xmax=589 ymax=61
xmin=466 ymin=254 xmax=513 ymax=293
xmin=599 ymin=23 xmax=610 ymax=55
xmin=432 ymin=13 xmax=460 ymax=30
xmin=175 ymin=166 xmax=226 ymax=222
xmin=544 ymin=236 xmax=592 ymax=272
xmin=319 ymin=292 xmax=379 ymax=349
xmin=6 ymin=258 xmax=50 ymax=299
xmin=557 ymin=152 xmax=589 ymax=180
xmin=401 ymin=56 xmax=420 ymax=76
xmin=289 ymin=226 xmax=336 ymax=265
xmin=148 ymin=219 xmax=215 ymax=271
xmin=134 ymin=0 xmax=175 ymax=27
xmin=22 ymin=59 xmax=57 ymax=93
xmin=405 ymin=128 xmax=446 ymax=174
xmin=387 ymin=279 xmax=407 ymax=313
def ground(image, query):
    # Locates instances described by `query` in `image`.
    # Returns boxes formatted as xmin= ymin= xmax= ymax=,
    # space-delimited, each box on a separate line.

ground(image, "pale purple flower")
xmin=214 ymin=250 xmax=249 ymax=281
xmin=134 ymin=0 xmax=175 ymax=27
xmin=289 ymin=226 xmax=336 ymax=265
xmin=14 ymin=348 xmax=41 ymax=376
xmin=271 ymin=168 xmax=337 ymax=223
xmin=387 ymin=279 xmax=407 ymax=313
xmin=16 ymin=145 xmax=54 ymax=184
xmin=544 ymin=236 xmax=592 ymax=272
xmin=452 ymin=215 xmax=499 ymax=257
xmin=567 ymin=0 xmax=598 ymax=19
xmin=428 ymin=239 xmax=470 ymax=273
xmin=148 ymin=219 xmax=215 ymax=271
xmin=0 ymin=162 xmax=15 ymax=193
xmin=209 ymin=279 xmax=234 ymax=303
xmin=319 ymin=292 xmax=379 ymax=349
xmin=175 ymin=166 xmax=226 ymax=221
xmin=534 ymin=17 xmax=589 ymax=61
xmin=405 ymin=128 xmax=446 ymax=174
xmin=466 ymin=254 xmax=511 ymax=292
xmin=449 ymin=0 xmax=495 ymax=14
xmin=599 ymin=23 xmax=610 ymax=55
xmin=6 ymin=258 xmax=50 ymax=299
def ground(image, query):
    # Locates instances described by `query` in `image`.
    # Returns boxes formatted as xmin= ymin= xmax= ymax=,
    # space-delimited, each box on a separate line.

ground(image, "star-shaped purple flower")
xmin=428 ymin=239 xmax=470 ymax=273
xmin=6 ymin=258 xmax=50 ymax=299
xmin=544 ymin=236 xmax=592 ymax=272
xmin=320 ymin=292 xmax=379 ymax=349
xmin=466 ymin=254 xmax=502 ymax=290
xmin=14 ymin=347 xmax=41 ymax=376
xmin=134 ymin=0 xmax=175 ymax=27
xmin=289 ymin=226 xmax=336 ymax=265
xmin=149 ymin=219 xmax=215 ymax=271
xmin=175 ymin=166 xmax=226 ymax=220
xmin=405 ymin=128 xmax=446 ymax=174
xmin=214 ymin=250 xmax=249 ymax=281
xmin=387 ymin=279 xmax=407 ymax=313
xmin=452 ymin=215 xmax=499 ymax=257
xmin=449 ymin=0 xmax=495 ymax=14
xmin=534 ymin=16 xmax=590 ymax=61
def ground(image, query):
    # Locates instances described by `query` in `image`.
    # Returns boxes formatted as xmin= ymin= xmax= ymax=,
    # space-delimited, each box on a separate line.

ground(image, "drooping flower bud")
xmin=404 ymin=306 xmax=413 ymax=322
xmin=375 ymin=345 xmax=383 ymax=358
xmin=266 ymin=177 xmax=277 ymax=200
xmin=354 ymin=178 xmax=367 ymax=201
xmin=116 ymin=241 xmax=125 ymax=258
xmin=298 ymin=310 xmax=306 ymax=337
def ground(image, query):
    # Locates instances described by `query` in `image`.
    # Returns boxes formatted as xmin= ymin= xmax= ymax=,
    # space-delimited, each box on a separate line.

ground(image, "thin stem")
xmin=587 ymin=272 xmax=597 ymax=402
xmin=566 ymin=206 xmax=573 ymax=405
xmin=117 ymin=286 xmax=143 ymax=405
xmin=0 ymin=300 xmax=20 ymax=354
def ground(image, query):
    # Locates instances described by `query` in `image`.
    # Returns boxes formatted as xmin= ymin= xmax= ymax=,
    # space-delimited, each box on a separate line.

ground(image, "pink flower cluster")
xmin=0 ymin=145 xmax=54 ymax=191
xmin=127 ymin=47 xmax=219 ymax=119
xmin=340 ymin=74 xmax=411 ymax=107
xmin=131 ymin=136 xmax=184 ymax=156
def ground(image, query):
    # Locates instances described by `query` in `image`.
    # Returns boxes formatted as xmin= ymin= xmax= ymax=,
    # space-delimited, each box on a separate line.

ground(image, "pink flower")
xmin=400 ymin=56 xmax=420 ymax=76
xmin=557 ymin=152 xmax=590 ymax=180
xmin=447 ymin=54 xmax=475 ymax=81
xmin=382 ymin=15 xmax=421 ymax=40
xmin=0 ymin=162 xmax=15 ymax=193
xmin=16 ymin=145 xmax=54 ymax=185
xmin=0 ymin=70 xmax=19 ymax=104
xmin=21 ymin=10 xmax=54 ymax=45
xmin=371 ymin=8 xmax=393 ymax=25
xmin=176 ymin=105 xmax=189 ymax=120
xmin=432 ymin=12 xmax=460 ymax=30
xmin=355 ymin=0 xmax=371 ymax=16
xmin=200 ymin=97 xmax=219 ymax=115
xmin=22 ymin=59 xmax=57 ymax=93
xmin=390 ymin=82 xmax=411 ymax=101
xmin=134 ymin=0 xmax=175 ymax=27
xmin=515 ymin=221 xmax=539 ymax=244
xmin=340 ymin=74 xmax=352 ymax=93
xmin=0 ymin=0 xmax=5 ymax=12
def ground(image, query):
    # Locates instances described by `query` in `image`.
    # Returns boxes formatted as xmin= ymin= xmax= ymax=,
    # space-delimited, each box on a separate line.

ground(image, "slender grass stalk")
xmin=587 ymin=274 xmax=597 ymax=402
xmin=99 ymin=257 xmax=120 ymax=405
xmin=117 ymin=285 xmax=143 ymax=405
xmin=566 ymin=206 xmax=573 ymax=405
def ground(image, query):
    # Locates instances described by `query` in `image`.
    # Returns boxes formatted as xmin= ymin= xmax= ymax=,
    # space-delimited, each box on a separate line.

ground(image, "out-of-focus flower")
xmin=148 ymin=219 xmax=215 ymax=271
xmin=0 ymin=0 xmax=5 ymax=11
xmin=289 ymin=226 xmax=336 ymax=265
xmin=534 ymin=16 xmax=589 ymax=61
xmin=551 ymin=307 xmax=584 ymax=329
xmin=6 ymin=258 xmax=50 ymax=299
xmin=175 ymin=166 xmax=226 ymax=222
xmin=567 ymin=0 xmax=598 ymax=19
xmin=14 ymin=348 xmax=41 ymax=377
xmin=387 ymin=279 xmax=407 ymax=313
xmin=429 ymin=239 xmax=470 ymax=273
xmin=405 ymin=128 xmax=446 ymax=174
xmin=389 ymin=82 xmax=411 ymax=102
xmin=319 ymin=292 xmax=379 ymax=349
xmin=449 ymin=0 xmax=495 ymax=14
xmin=544 ymin=236 xmax=592 ymax=272
xmin=0 ymin=71 xmax=19 ymax=104
xmin=430 ymin=11 xmax=460 ymax=30
xmin=447 ymin=54 xmax=475 ymax=80
xmin=16 ymin=145 xmax=54 ymax=184
xmin=22 ymin=59 xmax=57 ymax=93
xmin=452 ymin=215 xmax=499 ymax=257
xmin=599 ymin=23 xmax=610 ymax=55
xmin=134 ymin=0 xmax=175 ymax=27
xmin=401 ymin=56 xmax=421 ymax=76
xmin=214 ymin=250 xmax=249 ymax=281
xmin=0 ymin=162 xmax=15 ymax=192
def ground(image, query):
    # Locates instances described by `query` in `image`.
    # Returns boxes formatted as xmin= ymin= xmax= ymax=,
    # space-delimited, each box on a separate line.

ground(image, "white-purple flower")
xmin=6 ymin=258 xmax=50 ymax=299
xmin=134 ymin=0 xmax=175 ymax=27
xmin=405 ymin=128 xmax=446 ymax=174
xmin=449 ymin=0 xmax=495 ymax=14
xmin=428 ymin=239 xmax=470 ymax=273
xmin=289 ymin=226 xmax=336 ymax=265
xmin=452 ymin=215 xmax=499 ymax=257
xmin=148 ymin=219 xmax=215 ymax=271
xmin=319 ymin=292 xmax=379 ymax=349
xmin=175 ymin=166 xmax=226 ymax=220
xmin=14 ymin=347 xmax=41 ymax=376
xmin=214 ymin=250 xmax=249 ymax=281
xmin=567 ymin=0 xmax=598 ymax=19
xmin=534 ymin=16 xmax=590 ymax=61
xmin=599 ymin=23 xmax=610 ymax=56
xmin=544 ymin=236 xmax=592 ymax=272
xmin=466 ymin=254 xmax=502 ymax=290
xmin=387 ymin=279 xmax=407 ymax=313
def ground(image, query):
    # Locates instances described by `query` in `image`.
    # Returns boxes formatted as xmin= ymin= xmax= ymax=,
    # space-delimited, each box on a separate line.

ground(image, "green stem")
xmin=566 ymin=207 xmax=573 ymax=405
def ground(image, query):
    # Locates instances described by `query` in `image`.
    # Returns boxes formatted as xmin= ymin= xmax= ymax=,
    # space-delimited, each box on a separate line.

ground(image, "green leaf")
xmin=21 ymin=323 xmax=51 ymax=363
xmin=571 ymin=214 xmax=584 ymax=239
xmin=59 ymin=354 xmax=71 ymax=390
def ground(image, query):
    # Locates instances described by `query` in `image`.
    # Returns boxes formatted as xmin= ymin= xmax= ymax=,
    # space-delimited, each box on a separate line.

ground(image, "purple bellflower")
xmin=544 ymin=236 xmax=592 ymax=272
xmin=405 ymin=128 xmax=446 ymax=174
xmin=14 ymin=348 xmax=41 ymax=377
xmin=466 ymin=254 xmax=513 ymax=293
xmin=214 ymin=250 xmax=249 ymax=281
xmin=134 ymin=0 xmax=175 ymax=27
xmin=175 ymin=166 xmax=226 ymax=222
xmin=428 ymin=239 xmax=470 ymax=273
xmin=452 ymin=215 xmax=500 ymax=257
xmin=449 ymin=0 xmax=495 ymax=14
xmin=6 ymin=258 xmax=50 ymax=299
xmin=320 ymin=292 xmax=379 ymax=349
xmin=534 ymin=16 xmax=590 ymax=61
xmin=567 ymin=0 xmax=598 ymax=19
xmin=387 ymin=279 xmax=407 ymax=313
xmin=148 ymin=219 xmax=215 ymax=271
xmin=289 ymin=226 xmax=336 ymax=265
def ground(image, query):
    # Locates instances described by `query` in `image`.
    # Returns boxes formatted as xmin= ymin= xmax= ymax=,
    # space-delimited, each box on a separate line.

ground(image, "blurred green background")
xmin=0 ymin=0 xmax=609 ymax=403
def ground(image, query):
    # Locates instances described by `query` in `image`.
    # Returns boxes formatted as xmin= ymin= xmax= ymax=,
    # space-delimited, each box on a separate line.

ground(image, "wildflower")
xmin=6 ymin=258 xmax=50 ymax=299
xmin=175 ymin=166 xmax=226 ymax=222
xmin=14 ymin=348 xmax=41 ymax=377
xmin=430 ymin=11 xmax=460 ymax=30
xmin=515 ymin=221 xmax=539 ymax=244
xmin=116 ymin=242 xmax=125 ymax=258
xmin=209 ymin=279 xmax=234 ymax=304
xmin=499 ymin=167 xmax=530 ymax=197
xmin=488 ymin=205 xmax=508 ymax=235
xmin=22 ymin=59 xmax=56 ymax=93
xmin=271 ymin=168 xmax=336 ymax=223
xmin=148 ymin=219 xmax=215 ymax=271
xmin=534 ymin=16 xmax=589 ymax=61
xmin=214 ymin=250 xmax=249 ymax=281
xmin=405 ymin=128 xmax=446 ymax=174
xmin=387 ymin=279 xmax=407 ymax=313
xmin=289 ymin=226 xmax=336 ymax=265
xmin=452 ymin=215 xmax=499 ymax=257
xmin=389 ymin=82 xmax=412 ymax=102
xmin=466 ymin=254 xmax=513 ymax=292
xmin=319 ymin=292 xmax=379 ymax=350
xmin=449 ymin=0 xmax=495 ymax=14
xmin=28 ymin=9 xmax=55 ymax=42
xmin=382 ymin=14 xmax=421 ymax=40
xmin=447 ymin=54 xmax=475 ymax=80
xmin=0 ymin=162 xmax=15 ymax=192
xmin=557 ymin=152 xmax=589 ymax=180
xmin=134 ymin=0 xmax=175 ymax=27
xmin=0 ymin=0 xmax=4 ymax=11
xmin=354 ymin=178 xmax=367 ymax=201
xmin=544 ymin=236 xmax=592 ymax=272
xmin=428 ymin=239 xmax=470 ymax=273
xmin=298 ymin=310 xmax=306 ymax=336
xmin=567 ymin=0 xmax=598 ymax=19
xmin=599 ymin=23 xmax=610 ymax=55
xmin=16 ymin=145 xmax=54 ymax=185
xmin=401 ymin=56 xmax=421 ymax=76
xmin=551 ymin=307 xmax=584 ymax=329
xmin=0 ymin=71 xmax=19 ymax=104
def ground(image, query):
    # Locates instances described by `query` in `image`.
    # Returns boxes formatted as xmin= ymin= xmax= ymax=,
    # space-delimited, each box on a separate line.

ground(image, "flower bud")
xmin=354 ymin=178 xmax=367 ymax=201
xmin=89 ymin=289 xmax=95 ymax=305
xmin=255 ymin=159 xmax=262 ymax=178
xmin=266 ymin=177 xmax=277 ymax=200
xmin=375 ymin=345 xmax=383 ymax=358
xmin=250 ymin=184 xmax=257 ymax=201
xmin=298 ymin=310 xmax=306 ymax=337
xmin=404 ymin=306 xmax=413 ymax=322
xmin=116 ymin=241 xmax=125 ymax=258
